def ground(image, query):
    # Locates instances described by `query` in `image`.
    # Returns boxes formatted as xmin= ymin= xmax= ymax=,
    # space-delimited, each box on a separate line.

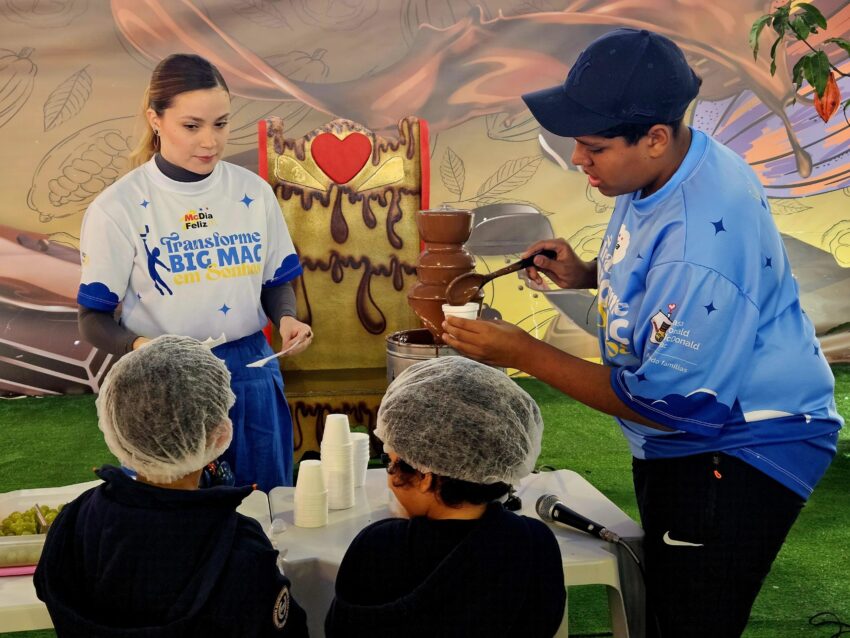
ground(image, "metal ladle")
xmin=445 ymin=249 xmax=557 ymax=306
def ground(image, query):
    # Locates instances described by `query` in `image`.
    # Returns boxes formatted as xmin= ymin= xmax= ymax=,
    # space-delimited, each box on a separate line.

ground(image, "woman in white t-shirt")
xmin=77 ymin=54 xmax=312 ymax=491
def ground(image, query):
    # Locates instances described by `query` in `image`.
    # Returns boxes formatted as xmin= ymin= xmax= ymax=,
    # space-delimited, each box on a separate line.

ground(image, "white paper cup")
xmin=349 ymin=432 xmax=370 ymax=453
xmin=295 ymin=460 xmax=326 ymax=495
xmin=320 ymin=442 xmax=355 ymax=510
xmin=294 ymin=490 xmax=328 ymax=527
xmin=323 ymin=413 xmax=352 ymax=446
xmin=326 ymin=475 xmax=355 ymax=510
xmin=350 ymin=432 xmax=370 ymax=487
xmin=442 ymin=302 xmax=479 ymax=320
xmin=320 ymin=443 xmax=353 ymax=469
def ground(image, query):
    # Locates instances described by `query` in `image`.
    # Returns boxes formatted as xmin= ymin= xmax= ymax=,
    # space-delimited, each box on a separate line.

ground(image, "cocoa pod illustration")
xmin=27 ymin=116 xmax=134 ymax=222
xmin=287 ymin=0 xmax=379 ymax=31
xmin=822 ymin=220 xmax=850 ymax=267
xmin=0 ymin=47 xmax=37 ymax=129
xmin=275 ymin=48 xmax=331 ymax=80
xmin=0 ymin=0 xmax=88 ymax=28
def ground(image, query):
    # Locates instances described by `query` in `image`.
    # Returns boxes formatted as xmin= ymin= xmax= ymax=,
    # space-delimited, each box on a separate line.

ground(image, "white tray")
xmin=0 ymin=481 xmax=101 ymax=567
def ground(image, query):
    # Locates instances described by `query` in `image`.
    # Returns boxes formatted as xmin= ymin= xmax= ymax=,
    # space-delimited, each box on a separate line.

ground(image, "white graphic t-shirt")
xmin=597 ymin=129 xmax=842 ymax=498
xmin=78 ymin=158 xmax=302 ymax=342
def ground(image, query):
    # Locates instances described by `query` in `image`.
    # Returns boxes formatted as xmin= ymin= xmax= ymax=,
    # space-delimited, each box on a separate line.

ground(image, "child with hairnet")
xmin=34 ymin=335 xmax=308 ymax=637
xmin=325 ymin=356 xmax=566 ymax=637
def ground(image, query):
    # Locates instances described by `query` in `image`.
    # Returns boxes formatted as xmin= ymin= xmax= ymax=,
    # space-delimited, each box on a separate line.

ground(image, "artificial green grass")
xmin=0 ymin=395 xmax=117 ymax=492
xmin=2 ymin=366 xmax=848 ymax=637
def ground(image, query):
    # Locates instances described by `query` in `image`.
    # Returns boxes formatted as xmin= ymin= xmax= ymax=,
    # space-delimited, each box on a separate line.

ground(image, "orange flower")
xmin=815 ymin=72 xmax=841 ymax=123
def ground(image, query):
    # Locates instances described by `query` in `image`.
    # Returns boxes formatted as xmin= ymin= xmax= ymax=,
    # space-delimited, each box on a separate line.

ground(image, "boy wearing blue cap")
xmin=443 ymin=28 xmax=842 ymax=638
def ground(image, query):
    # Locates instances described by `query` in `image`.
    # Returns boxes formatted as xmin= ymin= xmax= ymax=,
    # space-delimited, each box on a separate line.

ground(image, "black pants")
xmin=633 ymin=453 xmax=804 ymax=638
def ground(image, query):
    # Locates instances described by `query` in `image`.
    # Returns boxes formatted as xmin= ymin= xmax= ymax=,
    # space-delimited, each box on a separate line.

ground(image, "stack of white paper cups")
xmin=321 ymin=413 xmax=355 ymax=510
xmin=349 ymin=432 xmax=371 ymax=487
xmin=293 ymin=459 xmax=328 ymax=528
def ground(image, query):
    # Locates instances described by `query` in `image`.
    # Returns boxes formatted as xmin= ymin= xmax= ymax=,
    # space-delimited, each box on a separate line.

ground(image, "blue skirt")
xmin=212 ymin=331 xmax=293 ymax=490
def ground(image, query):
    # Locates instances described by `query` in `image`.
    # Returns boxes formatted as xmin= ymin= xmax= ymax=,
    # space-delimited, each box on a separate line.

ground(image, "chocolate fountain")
xmin=385 ymin=207 xmax=483 ymax=383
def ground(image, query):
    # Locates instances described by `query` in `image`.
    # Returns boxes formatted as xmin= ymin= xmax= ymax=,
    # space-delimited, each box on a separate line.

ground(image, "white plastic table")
xmin=0 ymin=482 xmax=271 ymax=634
xmin=268 ymin=468 xmax=645 ymax=638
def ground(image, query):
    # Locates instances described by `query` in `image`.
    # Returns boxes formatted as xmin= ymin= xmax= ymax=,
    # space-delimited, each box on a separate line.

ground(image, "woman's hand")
xmin=441 ymin=317 xmax=534 ymax=369
xmin=523 ymin=238 xmax=596 ymax=290
xmin=279 ymin=316 xmax=313 ymax=356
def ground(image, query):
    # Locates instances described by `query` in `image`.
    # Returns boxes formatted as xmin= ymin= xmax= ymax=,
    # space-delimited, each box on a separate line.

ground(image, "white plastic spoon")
xmin=246 ymin=337 xmax=307 ymax=368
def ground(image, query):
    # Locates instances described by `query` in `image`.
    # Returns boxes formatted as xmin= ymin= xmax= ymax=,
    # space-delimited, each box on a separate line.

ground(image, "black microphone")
xmin=536 ymin=494 xmax=620 ymax=543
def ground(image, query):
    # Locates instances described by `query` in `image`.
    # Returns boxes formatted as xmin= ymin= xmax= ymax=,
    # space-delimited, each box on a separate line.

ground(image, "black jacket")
xmin=325 ymin=502 xmax=566 ymax=637
xmin=34 ymin=465 xmax=308 ymax=637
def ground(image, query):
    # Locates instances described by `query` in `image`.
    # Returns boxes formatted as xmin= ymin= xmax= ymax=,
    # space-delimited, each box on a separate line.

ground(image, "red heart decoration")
xmin=310 ymin=132 xmax=372 ymax=184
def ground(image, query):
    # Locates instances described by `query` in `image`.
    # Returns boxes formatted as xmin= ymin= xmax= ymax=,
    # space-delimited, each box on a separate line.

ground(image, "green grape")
xmin=1 ymin=504 xmax=65 ymax=536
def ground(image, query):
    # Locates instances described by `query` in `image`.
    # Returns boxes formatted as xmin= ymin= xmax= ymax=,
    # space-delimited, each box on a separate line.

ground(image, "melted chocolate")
xmin=407 ymin=208 xmax=479 ymax=343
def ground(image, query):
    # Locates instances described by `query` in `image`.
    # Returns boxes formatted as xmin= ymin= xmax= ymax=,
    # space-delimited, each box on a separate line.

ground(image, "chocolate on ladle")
xmin=445 ymin=249 xmax=557 ymax=306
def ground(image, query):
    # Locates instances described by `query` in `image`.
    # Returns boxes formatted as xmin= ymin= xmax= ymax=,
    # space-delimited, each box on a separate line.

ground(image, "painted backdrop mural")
xmin=0 ymin=0 xmax=848 ymax=396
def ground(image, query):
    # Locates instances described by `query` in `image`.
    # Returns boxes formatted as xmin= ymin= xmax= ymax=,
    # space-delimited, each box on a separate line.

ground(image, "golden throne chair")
xmin=259 ymin=116 xmax=429 ymax=458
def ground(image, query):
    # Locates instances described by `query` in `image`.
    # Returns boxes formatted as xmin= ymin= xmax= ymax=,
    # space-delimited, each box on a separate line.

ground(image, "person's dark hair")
xmin=390 ymin=464 xmax=511 ymax=507
xmin=130 ymin=54 xmax=229 ymax=167
xmin=594 ymin=117 xmax=687 ymax=145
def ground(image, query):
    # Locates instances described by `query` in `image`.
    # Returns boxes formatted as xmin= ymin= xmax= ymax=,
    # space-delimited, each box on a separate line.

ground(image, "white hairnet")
xmin=97 ymin=335 xmax=235 ymax=484
xmin=375 ymin=356 xmax=543 ymax=484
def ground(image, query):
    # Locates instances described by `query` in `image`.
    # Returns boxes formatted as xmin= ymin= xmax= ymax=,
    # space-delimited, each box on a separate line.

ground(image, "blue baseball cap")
xmin=522 ymin=28 xmax=701 ymax=137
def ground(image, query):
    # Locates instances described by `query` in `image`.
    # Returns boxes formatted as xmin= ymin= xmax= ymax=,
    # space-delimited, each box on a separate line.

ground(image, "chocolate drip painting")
xmin=262 ymin=117 xmax=425 ymax=371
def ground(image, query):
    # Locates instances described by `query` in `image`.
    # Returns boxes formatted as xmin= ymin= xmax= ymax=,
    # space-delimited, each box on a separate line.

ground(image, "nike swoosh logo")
xmin=662 ymin=531 xmax=704 ymax=547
